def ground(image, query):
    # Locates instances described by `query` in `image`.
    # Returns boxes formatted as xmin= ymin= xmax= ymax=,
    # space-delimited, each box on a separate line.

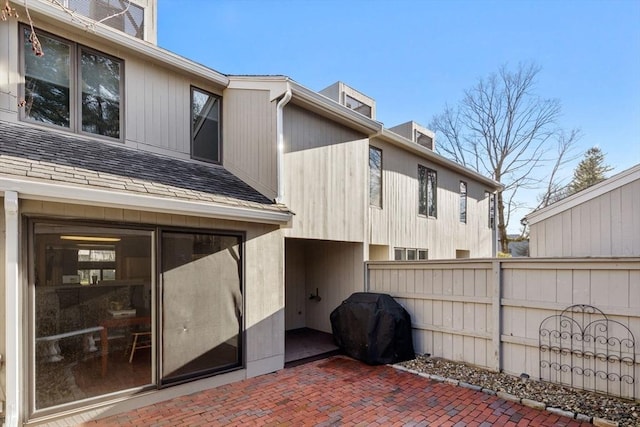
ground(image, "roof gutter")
xmin=0 ymin=178 xmax=292 ymax=225
xmin=275 ymin=84 xmax=292 ymax=204
xmin=375 ymin=129 xmax=502 ymax=190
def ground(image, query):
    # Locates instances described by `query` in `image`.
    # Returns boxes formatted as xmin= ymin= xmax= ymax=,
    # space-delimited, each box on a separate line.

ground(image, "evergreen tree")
xmin=568 ymin=147 xmax=613 ymax=194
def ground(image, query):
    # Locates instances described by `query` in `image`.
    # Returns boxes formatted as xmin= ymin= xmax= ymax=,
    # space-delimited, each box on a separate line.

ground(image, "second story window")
xmin=486 ymin=191 xmax=495 ymax=229
xmin=418 ymin=165 xmax=437 ymax=217
xmin=459 ymin=181 xmax=467 ymax=223
xmin=191 ymin=87 xmax=221 ymax=163
xmin=369 ymin=146 xmax=382 ymax=207
xmin=22 ymin=27 xmax=123 ymax=140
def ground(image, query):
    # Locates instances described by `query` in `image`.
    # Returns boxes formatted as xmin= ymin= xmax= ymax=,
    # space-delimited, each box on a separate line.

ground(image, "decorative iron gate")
xmin=539 ymin=304 xmax=636 ymax=400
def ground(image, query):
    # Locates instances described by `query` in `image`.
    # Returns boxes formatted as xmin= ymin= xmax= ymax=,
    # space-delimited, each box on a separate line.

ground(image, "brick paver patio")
xmin=82 ymin=356 xmax=589 ymax=426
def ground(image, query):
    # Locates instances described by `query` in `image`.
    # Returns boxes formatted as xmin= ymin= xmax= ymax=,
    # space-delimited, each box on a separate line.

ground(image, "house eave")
xmin=526 ymin=163 xmax=640 ymax=225
xmin=1 ymin=177 xmax=292 ymax=225
xmin=375 ymin=129 xmax=503 ymax=190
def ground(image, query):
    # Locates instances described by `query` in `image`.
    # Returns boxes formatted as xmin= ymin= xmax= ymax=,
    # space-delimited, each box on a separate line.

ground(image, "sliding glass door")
xmin=160 ymin=231 xmax=243 ymax=384
xmin=32 ymin=223 xmax=153 ymax=410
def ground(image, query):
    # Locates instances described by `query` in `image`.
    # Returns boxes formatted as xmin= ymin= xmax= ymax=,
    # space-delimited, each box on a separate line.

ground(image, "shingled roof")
xmin=0 ymin=120 xmax=289 ymax=214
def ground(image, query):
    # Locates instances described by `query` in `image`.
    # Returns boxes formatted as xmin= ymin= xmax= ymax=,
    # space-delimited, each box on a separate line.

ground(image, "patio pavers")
xmin=82 ymin=356 xmax=589 ymax=426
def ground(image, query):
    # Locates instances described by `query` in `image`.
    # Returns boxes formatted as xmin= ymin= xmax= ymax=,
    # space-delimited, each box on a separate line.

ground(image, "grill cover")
xmin=330 ymin=292 xmax=415 ymax=365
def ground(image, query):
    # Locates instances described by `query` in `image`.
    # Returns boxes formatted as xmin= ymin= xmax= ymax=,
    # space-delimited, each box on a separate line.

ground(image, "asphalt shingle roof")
xmin=0 ymin=120 xmax=288 ymax=213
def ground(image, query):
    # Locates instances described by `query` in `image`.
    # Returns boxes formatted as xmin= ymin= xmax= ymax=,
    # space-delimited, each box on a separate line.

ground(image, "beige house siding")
xmin=223 ymin=88 xmax=278 ymax=201
xmin=529 ymin=172 xmax=640 ymax=257
xmin=0 ymin=16 xmax=224 ymax=160
xmin=368 ymin=258 xmax=640 ymax=400
xmin=282 ymin=104 xmax=369 ymax=242
xmin=368 ymin=138 xmax=494 ymax=259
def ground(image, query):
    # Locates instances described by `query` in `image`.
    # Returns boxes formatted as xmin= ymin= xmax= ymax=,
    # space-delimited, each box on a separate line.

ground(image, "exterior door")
xmin=159 ymin=230 xmax=242 ymax=384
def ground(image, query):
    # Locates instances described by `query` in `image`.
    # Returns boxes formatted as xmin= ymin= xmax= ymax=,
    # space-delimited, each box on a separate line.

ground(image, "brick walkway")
xmin=83 ymin=356 xmax=589 ymax=426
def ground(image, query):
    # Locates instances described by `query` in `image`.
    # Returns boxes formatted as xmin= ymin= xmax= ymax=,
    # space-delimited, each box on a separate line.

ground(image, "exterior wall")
xmin=369 ymin=138 xmax=494 ymax=259
xmin=530 ymin=178 xmax=640 ymax=257
xmin=0 ymin=198 xmax=285 ymax=424
xmin=0 ymin=15 xmax=223 ymax=161
xmin=284 ymin=239 xmax=364 ymax=333
xmin=223 ymin=88 xmax=278 ymax=201
xmin=367 ymin=258 xmax=640 ymax=400
xmin=282 ymin=104 xmax=369 ymax=242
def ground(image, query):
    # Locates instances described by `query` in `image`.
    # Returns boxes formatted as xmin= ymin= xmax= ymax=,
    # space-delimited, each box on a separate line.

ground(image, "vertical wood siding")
xmin=368 ymin=139 xmax=494 ymax=259
xmin=0 ymin=19 xmax=18 ymax=116
xmin=1 ymin=18 xmax=221 ymax=160
xmin=367 ymin=258 xmax=640 ymax=399
xmin=530 ymin=179 xmax=640 ymax=257
xmin=223 ymin=89 xmax=278 ymax=200
xmin=282 ymin=104 xmax=368 ymax=242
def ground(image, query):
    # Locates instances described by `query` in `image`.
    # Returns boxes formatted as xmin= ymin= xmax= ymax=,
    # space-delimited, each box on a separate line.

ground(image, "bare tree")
xmin=430 ymin=63 xmax=579 ymax=253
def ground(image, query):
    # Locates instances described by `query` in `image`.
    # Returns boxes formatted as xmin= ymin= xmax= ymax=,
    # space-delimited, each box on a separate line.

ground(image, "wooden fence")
xmin=366 ymin=258 xmax=640 ymax=400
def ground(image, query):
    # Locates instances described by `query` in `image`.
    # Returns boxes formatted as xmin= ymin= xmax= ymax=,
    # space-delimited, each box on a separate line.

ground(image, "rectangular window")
xmin=369 ymin=146 xmax=382 ymax=207
xmin=22 ymin=26 xmax=123 ymax=139
xmin=486 ymin=191 xmax=495 ymax=229
xmin=418 ymin=249 xmax=428 ymax=260
xmin=418 ymin=165 xmax=437 ymax=217
xmin=406 ymin=249 xmax=417 ymax=260
xmin=394 ymin=248 xmax=406 ymax=261
xmin=345 ymin=94 xmax=372 ymax=118
xmin=459 ymin=181 xmax=467 ymax=223
xmin=414 ymin=130 xmax=433 ymax=150
xmin=191 ymin=87 xmax=221 ymax=163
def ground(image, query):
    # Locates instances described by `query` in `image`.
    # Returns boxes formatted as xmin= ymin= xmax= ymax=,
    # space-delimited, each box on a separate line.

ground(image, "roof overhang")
xmin=227 ymin=76 xmax=502 ymax=190
xmin=526 ymin=163 xmax=640 ymax=225
xmin=12 ymin=0 xmax=229 ymax=88
xmin=1 ymin=177 xmax=292 ymax=225
xmin=373 ymin=129 xmax=503 ymax=190
xmin=227 ymin=76 xmax=382 ymax=136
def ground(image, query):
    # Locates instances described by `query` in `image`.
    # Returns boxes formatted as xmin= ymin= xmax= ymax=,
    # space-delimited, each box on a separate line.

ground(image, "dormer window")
xmin=415 ymin=130 xmax=434 ymax=150
xmin=65 ymin=0 xmax=145 ymax=39
xmin=319 ymin=82 xmax=376 ymax=119
xmin=345 ymin=94 xmax=372 ymax=118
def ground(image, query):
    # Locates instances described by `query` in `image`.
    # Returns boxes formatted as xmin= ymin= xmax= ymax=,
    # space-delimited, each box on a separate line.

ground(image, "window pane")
xmin=460 ymin=181 xmax=467 ymax=223
xmin=345 ymin=94 xmax=372 ymax=118
xmin=407 ymin=249 xmax=417 ymax=260
xmin=418 ymin=250 xmax=428 ymax=260
xmin=81 ymin=49 xmax=121 ymax=138
xmin=33 ymin=224 xmax=152 ymax=409
xmin=23 ymin=29 xmax=71 ymax=127
xmin=427 ymin=169 xmax=437 ymax=217
xmin=394 ymin=248 xmax=405 ymax=261
xmin=161 ymin=232 xmax=242 ymax=384
xmin=192 ymin=88 xmax=221 ymax=162
xmin=418 ymin=166 xmax=427 ymax=215
xmin=369 ymin=147 xmax=382 ymax=207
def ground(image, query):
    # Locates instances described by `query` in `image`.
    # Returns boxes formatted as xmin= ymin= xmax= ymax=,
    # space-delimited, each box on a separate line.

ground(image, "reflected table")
xmin=100 ymin=316 xmax=151 ymax=377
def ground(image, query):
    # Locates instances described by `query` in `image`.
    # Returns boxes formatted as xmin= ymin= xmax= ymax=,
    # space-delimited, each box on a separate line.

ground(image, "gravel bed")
xmin=398 ymin=355 xmax=639 ymax=426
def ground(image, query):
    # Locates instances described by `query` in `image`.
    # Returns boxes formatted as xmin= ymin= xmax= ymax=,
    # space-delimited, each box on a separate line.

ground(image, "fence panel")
xmin=366 ymin=258 xmax=640 ymax=400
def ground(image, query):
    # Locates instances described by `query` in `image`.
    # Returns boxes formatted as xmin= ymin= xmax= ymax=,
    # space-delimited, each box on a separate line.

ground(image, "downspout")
xmin=4 ymin=191 xmax=20 ymax=427
xmin=275 ymin=83 xmax=292 ymax=204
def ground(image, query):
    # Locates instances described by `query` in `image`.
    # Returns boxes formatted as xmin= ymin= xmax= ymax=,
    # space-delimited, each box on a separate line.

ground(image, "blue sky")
xmin=157 ymin=0 xmax=640 ymax=229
